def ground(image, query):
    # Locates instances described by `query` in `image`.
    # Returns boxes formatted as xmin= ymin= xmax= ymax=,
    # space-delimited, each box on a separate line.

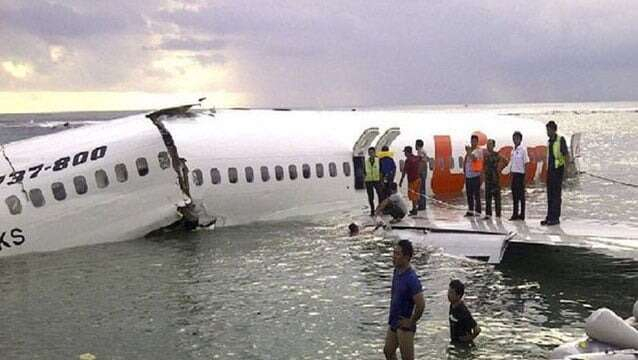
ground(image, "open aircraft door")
xmin=568 ymin=132 xmax=582 ymax=178
xmin=375 ymin=127 xmax=401 ymax=150
xmin=352 ymin=127 xmax=380 ymax=190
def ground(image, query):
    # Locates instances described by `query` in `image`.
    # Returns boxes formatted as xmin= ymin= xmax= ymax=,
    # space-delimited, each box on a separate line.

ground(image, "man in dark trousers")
xmin=463 ymin=135 xmax=483 ymax=217
xmin=483 ymin=139 xmax=504 ymax=219
xmin=542 ymin=121 xmax=569 ymax=226
xmin=379 ymin=145 xmax=397 ymax=201
xmin=364 ymin=147 xmax=382 ymax=216
xmin=415 ymin=139 xmax=429 ymax=211
xmin=504 ymin=131 xmax=529 ymax=221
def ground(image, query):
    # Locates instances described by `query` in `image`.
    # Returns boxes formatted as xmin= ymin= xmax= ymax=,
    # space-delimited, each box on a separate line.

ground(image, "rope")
xmin=580 ymin=171 xmax=638 ymax=188
xmin=401 ymin=184 xmax=470 ymax=212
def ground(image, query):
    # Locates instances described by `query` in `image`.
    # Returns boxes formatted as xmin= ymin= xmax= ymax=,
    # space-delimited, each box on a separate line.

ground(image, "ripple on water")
xmin=1 ymin=108 xmax=638 ymax=359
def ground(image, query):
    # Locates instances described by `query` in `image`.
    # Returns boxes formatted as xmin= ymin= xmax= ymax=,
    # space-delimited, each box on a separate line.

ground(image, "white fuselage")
xmin=0 ymin=109 xmax=552 ymax=257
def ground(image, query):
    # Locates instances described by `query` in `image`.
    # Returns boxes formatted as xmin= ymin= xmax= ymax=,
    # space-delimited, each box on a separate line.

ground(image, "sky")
xmin=0 ymin=0 xmax=637 ymax=113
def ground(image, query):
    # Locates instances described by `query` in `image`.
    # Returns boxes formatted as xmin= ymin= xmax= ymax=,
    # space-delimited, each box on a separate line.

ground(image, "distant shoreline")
xmin=1 ymin=100 xmax=637 ymax=117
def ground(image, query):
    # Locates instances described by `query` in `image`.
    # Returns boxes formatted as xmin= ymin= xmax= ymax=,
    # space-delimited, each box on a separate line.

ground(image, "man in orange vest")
xmin=464 ymin=135 xmax=483 ymax=217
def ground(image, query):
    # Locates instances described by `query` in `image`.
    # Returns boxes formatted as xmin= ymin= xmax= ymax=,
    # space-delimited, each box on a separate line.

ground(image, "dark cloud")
xmin=0 ymin=1 xmax=140 ymax=39
xmin=158 ymin=37 xmax=226 ymax=51
xmin=1 ymin=0 xmax=638 ymax=106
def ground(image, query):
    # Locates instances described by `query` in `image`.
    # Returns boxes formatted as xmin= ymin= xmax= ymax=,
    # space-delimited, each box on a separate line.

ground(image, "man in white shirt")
xmin=503 ymin=131 xmax=529 ymax=221
xmin=376 ymin=182 xmax=408 ymax=223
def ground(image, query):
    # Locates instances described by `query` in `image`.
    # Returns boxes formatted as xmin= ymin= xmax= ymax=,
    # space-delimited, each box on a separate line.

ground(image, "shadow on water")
xmin=499 ymin=242 xmax=638 ymax=320
xmin=1 ymin=216 xmax=637 ymax=359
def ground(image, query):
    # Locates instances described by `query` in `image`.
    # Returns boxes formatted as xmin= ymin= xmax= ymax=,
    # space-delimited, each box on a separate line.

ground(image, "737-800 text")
xmin=0 ymin=145 xmax=108 ymax=187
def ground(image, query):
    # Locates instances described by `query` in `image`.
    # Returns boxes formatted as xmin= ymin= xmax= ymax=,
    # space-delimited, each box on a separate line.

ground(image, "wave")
xmin=0 ymin=120 xmax=104 ymax=129
xmin=502 ymin=109 xmax=638 ymax=116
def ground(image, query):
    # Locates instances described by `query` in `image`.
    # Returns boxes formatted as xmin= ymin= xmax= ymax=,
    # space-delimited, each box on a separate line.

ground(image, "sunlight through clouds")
xmin=1 ymin=61 xmax=33 ymax=79
xmin=151 ymin=53 xmax=229 ymax=92
xmin=0 ymin=91 xmax=246 ymax=113
xmin=48 ymin=46 xmax=66 ymax=63
xmin=0 ymin=0 xmax=636 ymax=112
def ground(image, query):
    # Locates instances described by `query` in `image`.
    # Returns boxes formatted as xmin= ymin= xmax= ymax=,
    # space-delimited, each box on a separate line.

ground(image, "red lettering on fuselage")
xmin=430 ymin=134 xmax=548 ymax=195
xmin=431 ymin=135 xmax=465 ymax=194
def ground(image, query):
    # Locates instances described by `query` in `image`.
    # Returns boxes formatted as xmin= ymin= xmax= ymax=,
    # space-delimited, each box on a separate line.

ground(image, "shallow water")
xmin=1 ymin=103 xmax=637 ymax=359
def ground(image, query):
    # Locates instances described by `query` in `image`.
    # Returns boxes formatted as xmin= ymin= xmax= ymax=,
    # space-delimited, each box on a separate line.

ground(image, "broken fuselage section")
xmin=0 ymin=105 xmax=213 ymax=257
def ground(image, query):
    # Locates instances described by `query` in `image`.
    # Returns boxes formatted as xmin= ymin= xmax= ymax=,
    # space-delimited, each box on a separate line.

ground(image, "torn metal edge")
xmin=146 ymin=110 xmax=213 ymax=230
xmin=0 ymin=144 xmax=29 ymax=201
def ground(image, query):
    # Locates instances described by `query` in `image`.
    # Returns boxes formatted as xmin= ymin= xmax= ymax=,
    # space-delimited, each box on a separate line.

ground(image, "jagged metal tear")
xmin=146 ymin=108 xmax=215 ymax=229
xmin=0 ymin=144 xmax=29 ymax=201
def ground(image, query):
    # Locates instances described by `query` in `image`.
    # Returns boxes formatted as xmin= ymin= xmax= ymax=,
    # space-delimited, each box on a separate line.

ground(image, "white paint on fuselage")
xmin=0 ymin=109 xmax=548 ymax=257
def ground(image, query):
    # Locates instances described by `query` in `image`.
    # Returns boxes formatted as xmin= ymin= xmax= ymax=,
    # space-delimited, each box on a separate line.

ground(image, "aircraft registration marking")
xmin=0 ymin=145 xmax=108 ymax=187
xmin=0 ymin=228 xmax=25 ymax=251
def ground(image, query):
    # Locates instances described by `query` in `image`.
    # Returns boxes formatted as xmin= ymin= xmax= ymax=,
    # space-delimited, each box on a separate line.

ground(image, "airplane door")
xmin=352 ymin=127 xmax=380 ymax=190
xmin=567 ymin=132 xmax=582 ymax=177
xmin=375 ymin=127 xmax=401 ymax=149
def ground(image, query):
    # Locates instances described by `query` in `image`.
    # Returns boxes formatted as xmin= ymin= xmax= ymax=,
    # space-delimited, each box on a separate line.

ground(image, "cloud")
xmin=0 ymin=1 xmax=140 ymax=39
xmin=1 ymin=0 xmax=637 ymax=111
xmin=1 ymin=61 xmax=34 ymax=79
xmin=158 ymin=37 xmax=226 ymax=51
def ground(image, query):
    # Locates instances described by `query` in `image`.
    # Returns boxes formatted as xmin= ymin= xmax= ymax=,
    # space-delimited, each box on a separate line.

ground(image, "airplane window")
xmin=228 ymin=167 xmax=238 ymax=183
xmin=261 ymin=166 xmax=270 ymax=182
xmin=5 ymin=195 xmax=22 ymax=215
xmin=95 ymin=169 xmax=109 ymax=189
xmin=449 ymin=156 xmax=454 ymax=169
xmin=192 ymin=169 xmax=203 ymax=186
xmin=73 ymin=176 xmax=88 ymax=195
xmin=316 ymin=163 xmax=324 ymax=178
xmin=437 ymin=158 xmax=444 ymax=169
xmin=158 ymin=151 xmax=171 ymax=170
xmin=342 ymin=162 xmax=351 ymax=177
xmin=245 ymin=167 xmax=254 ymax=183
xmin=288 ymin=165 xmax=298 ymax=180
xmin=115 ymin=163 xmax=128 ymax=183
xmin=136 ymin=157 xmax=149 ymax=176
xmin=429 ymin=158 xmax=434 ymax=171
xmin=458 ymin=156 xmax=464 ymax=169
xmin=275 ymin=166 xmax=284 ymax=181
xmin=302 ymin=164 xmax=311 ymax=179
xmin=52 ymin=182 xmax=66 ymax=201
xmin=329 ymin=162 xmax=337 ymax=177
xmin=29 ymin=188 xmax=45 ymax=208
xmin=399 ymin=159 xmax=405 ymax=172
xmin=211 ymin=168 xmax=221 ymax=184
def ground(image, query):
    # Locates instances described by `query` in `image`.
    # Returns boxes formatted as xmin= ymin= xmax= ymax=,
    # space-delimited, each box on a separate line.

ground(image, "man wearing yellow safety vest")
xmin=364 ymin=147 xmax=383 ymax=216
xmin=542 ymin=121 xmax=569 ymax=226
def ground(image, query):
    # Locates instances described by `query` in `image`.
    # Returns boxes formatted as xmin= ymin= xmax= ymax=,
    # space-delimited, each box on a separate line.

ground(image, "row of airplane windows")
xmin=190 ymin=161 xmax=351 ymax=186
xmin=4 ymin=151 xmax=353 ymax=216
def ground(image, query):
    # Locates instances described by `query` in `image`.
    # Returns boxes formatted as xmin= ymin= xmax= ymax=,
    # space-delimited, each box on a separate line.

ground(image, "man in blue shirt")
xmin=384 ymin=240 xmax=425 ymax=360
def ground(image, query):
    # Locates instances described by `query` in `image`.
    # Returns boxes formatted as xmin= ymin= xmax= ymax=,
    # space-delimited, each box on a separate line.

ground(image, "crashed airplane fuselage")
xmin=0 ymin=106 xmax=579 ymax=257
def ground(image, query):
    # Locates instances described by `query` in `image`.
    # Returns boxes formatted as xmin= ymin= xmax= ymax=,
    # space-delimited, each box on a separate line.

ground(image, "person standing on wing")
xmin=542 ymin=121 xmax=569 ymax=226
xmin=415 ymin=139 xmax=429 ymax=211
xmin=502 ymin=131 xmax=529 ymax=221
xmin=463 ymin=135 xmax=483 ymax=217
xmin=364 ymin=147 xmax=383 ymax=216
xmin=399 ymin=146 xmax=421 ymax=216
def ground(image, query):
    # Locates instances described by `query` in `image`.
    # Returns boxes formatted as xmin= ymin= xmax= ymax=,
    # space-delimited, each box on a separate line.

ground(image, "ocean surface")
xmin=1 ymin=102 xmax=637 ymax=359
